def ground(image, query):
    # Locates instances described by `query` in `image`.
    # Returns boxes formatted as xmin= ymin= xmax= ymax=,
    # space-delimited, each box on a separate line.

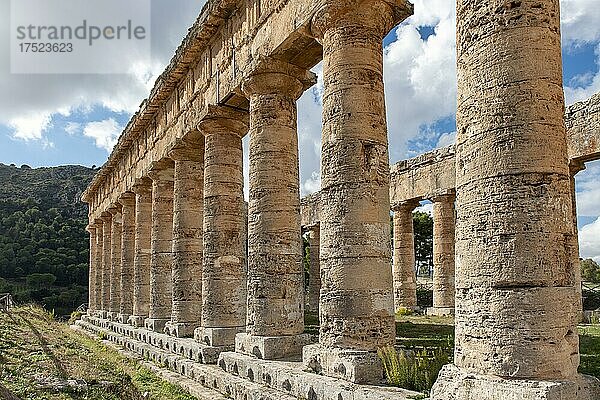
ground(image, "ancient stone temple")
xmin=77 ymin=0 xmax=600 ymax=399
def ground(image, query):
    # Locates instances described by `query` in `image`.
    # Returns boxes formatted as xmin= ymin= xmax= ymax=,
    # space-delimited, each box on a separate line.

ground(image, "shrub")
xmin=378 ymin=345 xmax=450 ymax=394
xmin=69 ymin=310 xmax=83 ymax=325
xmin=396 ymin=307 xmax=414 ymax=317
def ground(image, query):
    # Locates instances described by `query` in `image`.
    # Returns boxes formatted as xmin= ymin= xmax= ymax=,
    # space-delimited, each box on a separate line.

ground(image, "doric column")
xmin=427 ymin=193 xmax=455 ymax=316
xmin=145 ymin=159 xmax=175 ymax=333
xmin=86 ymin=224 xmax=97 ymax=314
xmin=93 ymin=218 xmax=104 ymax=316
xmin=302 ymin=0 xmax=412 ymax=384
xmin=128 ymin=178 xmax=153 ymax=327
xmin=570 ymin=161 xmax=586 ymax=318
xmin=306 ymin=224 xmax=320 ymax=314
xmin=118 ymin=192 xmax=136 ymax=323
xmin=235 ymin=58 xmax=315 ymax=360
xmin=392 ymin=200 xmax=419 ymax=311
xmin=108 ymin=204 xmax=122 ymax=321
xmin=431 ymin=0 xmax=599 ymax=398
xmin=100 ymin=212 xmax=112 ymax=317
xmin=195 ymin=106 xmax=248 ymax=348
xmin=165 ymin=138 xmax=205 ymax=338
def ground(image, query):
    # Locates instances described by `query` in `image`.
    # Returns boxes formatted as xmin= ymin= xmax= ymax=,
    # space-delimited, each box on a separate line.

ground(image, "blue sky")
xmin=0 ymin=0 xmax=599 ymax=260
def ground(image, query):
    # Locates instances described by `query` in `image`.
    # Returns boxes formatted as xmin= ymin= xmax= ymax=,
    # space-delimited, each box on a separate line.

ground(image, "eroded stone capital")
xmin=100 ymin=211 xmax=113 ymax=223
xmin=132 ymin=177 xmax=153 ymax=195
xmin=168 ymin=137 xmax=204 ymax=162
xmin=147 ymin=159 xmax=175 ymax=182
xmin=311 ymin=0 xmax=413 ymax=40
xmin=242 ymin=57 xmax=316 ymax=100
xmin=391 ymin=199 xmax=420 ymax=213
xmin=431 ymin=191 xmax=456 ymax=205
xmin=118 ymin=192 xmax=136 ymax=206
xmin=569 ymin=160 xmax=586 ymax=176
xmin=198 ymin=105 xmax=249 ymax=138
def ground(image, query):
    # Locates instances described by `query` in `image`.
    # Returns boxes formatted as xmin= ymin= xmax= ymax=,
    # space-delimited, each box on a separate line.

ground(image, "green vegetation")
xmin=0 ymin=304 xmax=195 ymax=400
xmin=582 ymin=258 xmax=600 ymax=284
xmin=0 ymin=163 xmax=96 ymax=317
xmin=580 ymin=324 xmax=600 ymax=378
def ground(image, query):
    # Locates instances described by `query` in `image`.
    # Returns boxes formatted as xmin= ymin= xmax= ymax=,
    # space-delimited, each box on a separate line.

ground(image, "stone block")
xmin=426 ymin=307 xmax=455 ymax=316
xmin=196 ymin=326 xmax=243 ymax=347
xmin=235 ymin=332 xmax=312 ymax=360
xmin=302 ymin=344 xmax=384 ymax=384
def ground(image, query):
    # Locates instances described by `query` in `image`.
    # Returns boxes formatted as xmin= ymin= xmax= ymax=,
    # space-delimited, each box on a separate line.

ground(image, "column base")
xmin=426 ymin=307 xmax=455 ymax=316
xmin=235 ymin=332 xmax=311 ymax=360
xmin=96 ymin=310 xmax=108 ymax=319
xmin=117 ymin=313 xmax=130 ymax=324
xmin=302 ymin=343 xmax=384 ymax=384
xmin=164 ymin=321 xmax=198 ymax=338
xmin=128 ymin=315 xmax=146 ymax=327
xmin=144 ymin=318 xmax=169 ymax=333
xmin=106 ymin=311 xmax=119 ymax=321
xmin=431 ymin=364 xmax=600 ymax=400
xmin=195 ymin=326 xmax=244 ymax=347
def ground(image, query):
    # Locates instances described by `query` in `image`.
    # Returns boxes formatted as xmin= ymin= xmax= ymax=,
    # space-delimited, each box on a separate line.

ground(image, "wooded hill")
xmin=0 ymin=163 xmax=97 ymax=317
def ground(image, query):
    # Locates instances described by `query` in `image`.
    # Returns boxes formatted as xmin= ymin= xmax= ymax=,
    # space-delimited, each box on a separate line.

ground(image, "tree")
xmin=581 ymin=259 xmax=600 ymax=284
xmin=413 ymin=211 xmax=433 ymax=277
xmin=26 ymin=273 xmax=57 ymax=289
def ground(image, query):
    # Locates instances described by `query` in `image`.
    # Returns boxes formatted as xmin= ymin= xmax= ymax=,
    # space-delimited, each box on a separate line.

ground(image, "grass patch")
xmin=580 ymin=324 xmax=600 ymax=377
xmin=0 ymin=304 xmax=195 ymax=400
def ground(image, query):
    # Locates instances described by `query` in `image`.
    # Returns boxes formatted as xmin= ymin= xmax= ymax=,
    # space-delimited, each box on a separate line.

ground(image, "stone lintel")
xmin=426 ymin=307 xmax=455 ymax=317
xmin=195 ymin=326 xmax=244 ymax=347
xmin=235 ymin=333 xmax=312 ymax=360
xmin=431 ymin=364 xmax=600 ymax=400
xmin=302 ymin=344 xmax=384 ymax=385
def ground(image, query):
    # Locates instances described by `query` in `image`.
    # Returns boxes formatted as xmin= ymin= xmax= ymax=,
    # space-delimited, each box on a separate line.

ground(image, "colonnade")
xmin=83 ymin=0 xmax=597 ymax=396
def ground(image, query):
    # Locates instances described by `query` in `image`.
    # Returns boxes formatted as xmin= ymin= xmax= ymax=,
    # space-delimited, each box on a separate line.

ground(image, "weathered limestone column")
xmin=93 ymin=219 xmax=104 ymax=316
xmin=86 ymin=225 xmax=97 ymax=314
xmin=427 ymin=193 xmax=455 ymax=316
xmin=118 ymin=193 xmax=136 ymax=323
xmin=431 ymin=0 xmax=600 ymax=398
xmin=235 ymin=58 xmax=315 ymax=360
xmin=165 ymin=139 xmax=204 ymax=338
xmin=145 ymin=160 xmax=175 ymax=333
xmin=303 ymin=0 xmax=412 ymax=384
xmin=392 ymin=200 xmax=419 ymax=312
xmin=306 ymin=224 xmax=320 ymax=314
xmin=100 ymin=212 xmax=112 ymax=318
xmin=128 ymin=178 xmax=153 ymax=328
xmin=108 ymin=205 xmax=122 ymax=321
xmin=195 ymin=106 xmax=248 ymax=348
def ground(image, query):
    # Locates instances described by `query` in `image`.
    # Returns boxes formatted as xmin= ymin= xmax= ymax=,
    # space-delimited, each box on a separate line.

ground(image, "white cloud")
xmin=437 ymin=131 xmax=456 ymax=148
xmin=415 ymin=202 xmax=433 ymax=215
xmin=8 ymin=112 xmax=53 ymax=140
xmin=576 ymin=161 xmax=600 ymax=217
xmin=65 ymin=122 xmax=81 ymax=136
xmin=561 ymin=0 xmax=600 ymax=46
xmin=580 ymin=217 xmax=600 ymax=262
xmin=83 ymin=119 xmax=122 ymax=152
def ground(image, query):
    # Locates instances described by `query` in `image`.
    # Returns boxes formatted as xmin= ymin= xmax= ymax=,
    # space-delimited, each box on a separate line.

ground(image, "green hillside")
xmin=0 ymin=163 xmax=97 ymax=317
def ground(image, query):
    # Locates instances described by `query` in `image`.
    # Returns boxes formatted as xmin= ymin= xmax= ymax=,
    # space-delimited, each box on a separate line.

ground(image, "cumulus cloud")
xmin=0 ymin=0 xmax=206 ymax=149
xmin=580 ymin=217 xmax=600 ymax=262
xmin=83 ymin=119 xmax=123 ymax=152
xmin=576 ymin=161 xmax=600 ymax=217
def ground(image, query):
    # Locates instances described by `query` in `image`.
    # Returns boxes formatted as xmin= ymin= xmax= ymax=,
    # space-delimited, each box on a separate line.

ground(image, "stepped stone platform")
xmin=74 ymin=317 xmax=422 ymax=400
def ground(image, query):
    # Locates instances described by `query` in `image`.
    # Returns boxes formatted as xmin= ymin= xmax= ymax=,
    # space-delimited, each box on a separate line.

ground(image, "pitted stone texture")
xmin=392 ymin=201 xmax=419 ymax=311
xmin=432 ymin=0 xmax=595 ymax=396
xmin=130 ymin=179 xmax=152 ymax=327
xmin=199 ymin=106 xmax=248 ymax=346
xmin=86 ymin=225 xmax=98 ymax=313
xmin=219 ymin=351 xmax=422 ymax=400
xmin=306 ymin=225 xmax=320 ymax=314
xmin=303 ymin=344 xmax=384 ymax=385
xmin=166 ymin=141 xmax=205 ymax=338
xmin=108 ymin=205 xmax=123 ymax=320
xmin=431 ymin=364 xmax=600 ymax=400
xmin=119 ymin=193 xmax=136 ymax=322
xmin=566 ymin=91 xmax=600 ymax=164
xmin=431 ymin=193 xmax=455 ymax=313
xmin=146 ymin=160 xmax=175 ymax=332
xmin=100 ymin=213 xmax=112 ymax=312
xmin=312 ymin=1 xmax=410 ymax=365
xmin=234 ymin=332 xmax=311 ymax=361
xmin=243 ymin=58 xmax=316 ymax=344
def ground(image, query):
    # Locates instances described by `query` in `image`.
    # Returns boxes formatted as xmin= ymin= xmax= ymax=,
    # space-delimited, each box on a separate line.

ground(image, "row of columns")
xmin=84 ymin=0 xmax=592 ymax=395
xmin=391 ymin=194 xmax=456 ymax=315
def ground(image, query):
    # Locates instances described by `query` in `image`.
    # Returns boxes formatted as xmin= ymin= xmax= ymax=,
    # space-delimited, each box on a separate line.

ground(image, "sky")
xmin=0 ymin=0 xmax=599 ymax=261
